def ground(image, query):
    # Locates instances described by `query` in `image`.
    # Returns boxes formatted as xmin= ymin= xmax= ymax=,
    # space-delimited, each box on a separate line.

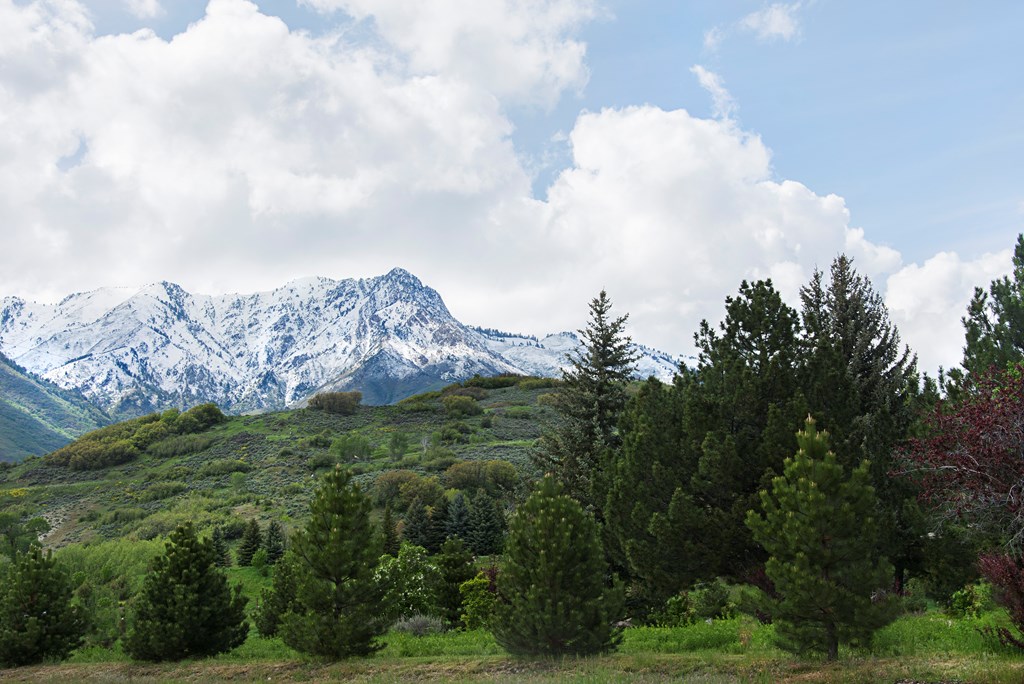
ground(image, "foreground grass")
xmin=2 ymin=612 xmax=1016 ymax=682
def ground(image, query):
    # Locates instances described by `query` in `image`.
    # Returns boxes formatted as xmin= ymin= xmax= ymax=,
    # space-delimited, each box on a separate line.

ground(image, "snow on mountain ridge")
xmin=0 ymin=270 xmax=678 ymax=416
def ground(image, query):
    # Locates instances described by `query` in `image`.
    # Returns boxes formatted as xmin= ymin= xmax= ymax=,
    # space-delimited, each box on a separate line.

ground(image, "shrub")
xmin=464 ymin=374 xmax=522 ymax=389
xmin=198 ymin=459 xmax=251 ymax=477
xmin=179 ymin=403 xmax=227 ymax=431
xmin=308 ymin=391 xmax=362 ymax=415
xmin=373 ymin=470 xmax=420 ymax=507
xmin=978 ymin=553 xmax=1024 ymax=649
xmin=443 ymin=386 xmax=488 ymax=400
xmin=138 ymin=482 xmax=186 ymax=502
xmin=332 ymin=433 xmax=372 ymax=461
xmin=518 ymin=377 xmax=561 ymax=390
xmin=459 ymin=571 xmax=499 ymax=630
xmin=392 ymin=614 xmax=446 ymax=636
xmin=376 ymin=543 xmax=442 ymax=621
xmin=149 ymin=434 xmax=216 ymax=458
xmin=442 ymin=395 xmax=483 ymax=418
xmin=504 ymin=406 xmax=532 ymax=420
xmin=946 ymin=582 xmax=993 ymax=618
xmin=298 ymin=430 xmax=333 ymax=450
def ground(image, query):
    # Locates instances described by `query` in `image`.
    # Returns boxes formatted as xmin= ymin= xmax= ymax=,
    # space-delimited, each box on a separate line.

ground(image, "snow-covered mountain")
xmin=0 ymin=269 xmax=679 ymax=416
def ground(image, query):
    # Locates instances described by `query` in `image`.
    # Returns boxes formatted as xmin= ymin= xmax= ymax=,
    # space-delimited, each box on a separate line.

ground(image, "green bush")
xmin=332 ymin=433 xmax=372 ymax=461
xmin=308 ymin=391 xmax=362 ymax=415
xmin=298 ymin=430 xmax=333 ymax=450
xmin=198 ymin=459 xmax=251 ymax=477
xmin=138 ymin=482 xmax=186 ymax=502
xmin=518 ymin=377 xmax=561 ymax=390
xmin=442 ymin=395 xmax=483 ymax=418
xmin=148 ymin=434 xmax=216 ymax=458
xmin=463 ymin=374 xmax=522 ymax=389
xmin=504 ymin=406 xmax=532 ymax=420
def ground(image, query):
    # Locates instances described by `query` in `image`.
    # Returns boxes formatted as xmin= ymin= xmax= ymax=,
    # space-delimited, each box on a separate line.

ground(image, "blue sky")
xmin=1 ymin=0 xmax=1021 ymax=373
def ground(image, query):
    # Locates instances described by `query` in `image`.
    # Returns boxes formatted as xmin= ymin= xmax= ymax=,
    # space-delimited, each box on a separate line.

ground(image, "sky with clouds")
xmin=1 ymin=0 xmax=1021 ymax=375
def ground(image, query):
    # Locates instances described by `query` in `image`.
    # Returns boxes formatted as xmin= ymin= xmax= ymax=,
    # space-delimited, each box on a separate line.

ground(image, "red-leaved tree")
xmin=903 ymin=364 xmax=1024 ymax=548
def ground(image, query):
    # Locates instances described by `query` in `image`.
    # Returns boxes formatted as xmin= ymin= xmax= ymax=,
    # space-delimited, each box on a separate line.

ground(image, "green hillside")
xmin=0 ymin=353 xmax=110 ymax=462
xmin=0 ymin=376 xmax=557 ymax=547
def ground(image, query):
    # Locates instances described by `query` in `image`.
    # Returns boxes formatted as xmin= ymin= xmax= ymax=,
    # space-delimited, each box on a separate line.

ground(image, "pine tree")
xmin=381 ymin=504 xmax=400 ymax=557
xmin=211 ymin=526 xmax=232 ymax=568
xmin=534 ymin=290 xmax=638 ymax=514
xmin=124 ymin=522 xmax=248 ymax=661
xmin=745 ymin=418 xmax=898 ymax=661
xmin=236 ymin=519 xmax=263 ymax=567
xmin=424 ymin=498 xmax=451 ymax=554
xmin=446 ymin=491 xmax=471 ymax=541
xmin=799 ymin=255 xmax=922 ymax=590
xmin=492 ymin=475 xmax=624 ymax=656
xmin=433 ymin=537 xmax=477 ymax=627
xmin=265 ymin=521 xmax=286 ymax=565
xmin=253 ymin=552 xmax=300 ymax=638
xmin=467 ymin=489 xmax=505 ymax=556
xmin=0 ymin=546 xmax=86 ymax=667
xmin=279 ymin=466 xmax=388 ymax=658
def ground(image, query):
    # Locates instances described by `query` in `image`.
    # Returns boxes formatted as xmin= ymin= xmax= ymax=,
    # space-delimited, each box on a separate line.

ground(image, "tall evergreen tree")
xmin=492 ymin=476 xmax=624 ymax=656
xmin=433 ymin=537 xmax=477 ymax=628
xmin=534 ymin=290 xmax=638 ymax=514
xmin=264 ymin=520 xmax=286 ymax=565
xmin=381 ymin=504 xmax=400 ymax=557
xmin=799 ymin=255 xmax=921 ymax=589
xmin=425 ymin=498 xmax=452 ymax=554
xmin=279 ymin=466 xmax=388 ymax=658
xmin=0 ymin=546 xmax=86 ymax=667
xmin=210 ymin=526 xmax=232 ymax=568
xmin=956 ymin=233 xmax=1024 ymax=381
xmin=124 ymin=522 xmax=248 ymax=661
xmin=746 ymin=418 xmax=898 ymax=660
xmin=236 ymin=519 xmax=263 ymax=567
xmin=467 ymin=489 xmax=505 ymax=556
xmin=446 ymin=491 xmax=471 ymax=541
xmin=253 ymin=552 xmax=300 ymax=638
xmin=402 ymin=496 xmax=431 ymax=549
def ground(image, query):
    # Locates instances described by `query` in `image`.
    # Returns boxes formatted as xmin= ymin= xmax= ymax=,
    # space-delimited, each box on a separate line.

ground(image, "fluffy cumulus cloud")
xmin=0 ymin=0 xmax=1007 ymax=374
xmin=298 ymin=0 xmax=597 ymax=107
xmin=740 ymin=2 xmax=803 ymax=42
xmin=124 ymin=0 xmax=163 ymax=19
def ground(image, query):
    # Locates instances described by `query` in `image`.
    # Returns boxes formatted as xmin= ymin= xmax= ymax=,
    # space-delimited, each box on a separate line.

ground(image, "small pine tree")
xmin=265 ymin=521 xmax=286 ymax=565
xmin=211 ymin=526 xmax=232 ymax=568
xmin=253 ymin=552 xmax=300 ymax=638
xmin=434 ymin=537 xmax=477 ymax=628
xmin=279 ymin=466 xmax=388 ymax=658
xmin=745 ymin=417 xmax=899 ymax=660
xmin=467 ymin=489 xmax=505 ymax=556
xmin=0 ymin=546 xmax=87 ymax=667
xmin=124 ymin=522 xmax=248 ymax=661
xmin=492 ymin=475 xmax=624 ymax=656
xmin=236 ymin=519 xmax=263 ymax=567
xmin=446 ymin=492 xmax=471 ymax=541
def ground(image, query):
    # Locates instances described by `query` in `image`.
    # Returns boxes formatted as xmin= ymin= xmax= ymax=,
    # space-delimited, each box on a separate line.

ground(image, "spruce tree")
xmin=253 ymin=552 xmax=300 ymax=638
xmin=265 ymin=521 xmax=286 ymax=565
xmin=279 ymin=466 xmax=388 ymax=658
xmin=534 ymin=290 xmax=638 ymax=514
xmin=403 ymin=497 xmax=431 ymax=549
xmin=425 ymin=498 xmax=452 ymax=554
xmin=0 ymin=546 xmax=86 ymax=667
xmin=745 ymin=418 xmax=898 ymax=660
xmin=446 ymin=491 xmax=471 ymax=541
xmin=433 ymin=537 xmax=477 ymax=627
xmin=492 ymin=475 xmax=624 ymax=656
xmin=211 ymin=526 xmax=232 ymax=568
xmin=381 ymin=504 xmax=400 ymax=557
xmin=467 ymin=489 xmax=505 ymax=556
xmin=124 ymin=522 xmax=248 ymax=661
xmin=236 ymin=519 xmax=263 ymax=567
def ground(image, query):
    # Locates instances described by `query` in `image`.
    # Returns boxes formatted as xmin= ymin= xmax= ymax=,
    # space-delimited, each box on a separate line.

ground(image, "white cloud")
xmin=703 ymin=26 xmax=723 ymax=52
xmin=124 ymin=0 xmax=163 ymax=19
xmin=885 ymin=249 xmax=1011 ymax=374
xmin=0 ymin=0 xmax=995 ymax=377
xmin=297 ymin=0 xmax=597 ymax=108
xmin=690 ymin=65 xmax=736 ymax=120
xmin=740 ymin=2 xmax=802 ymax=43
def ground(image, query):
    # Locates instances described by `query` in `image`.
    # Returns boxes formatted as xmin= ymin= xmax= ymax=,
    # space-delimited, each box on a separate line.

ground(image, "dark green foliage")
xmin=264 ymin=520 xmax=286 ymax=564
xmin=382 ymin=505 xmax=400 ymax=557
xmin=236 ymin=519 xmax=264 ymax=567
xmin=956 ymin=234 xmax=1024 ymax=382
xmin=467 ymin=489 xmax=505 ymax=556
xmin=463 ymin=373 xmax=522 ymax=389
xmin=308 ymin=391 xmax=362 ymax=415
xmin=446 ymin=491 xmax=471 ymax=541
xmin=299 ymin=430 xmax=333 ymax=450
xmin=211 ymin=526 xmax=232 ymax=568
xmin=279 ymin=467 xmax=388 ymax=658
xmin=388 ymin=431 xmax=410 ymax=458
xmin=746 ymin=418 xmax=899 ymax=661
xmin=425 ymin=497 xmax=452 ymax=553
xmin=179 ymin=403 xmax=227 ymax=431
xmin=443 ymin=459 xmax=517 ymax=494
xmin=492 ymin=476 xmax=624 ymax=656
xmin=402 ymin=497 xmax=431 ymax=549
xmin=434 ymin=537 xmax=477 ymax=627
xmin=0 ymin=510 xmax=50 ymax=560
xmin=124 ymin=522 xmax=248 ymax=661
xmin=0 ymin=546 xmax=86 ymax=666
xmin=253 ymin=552 xmax=300 ymax=638
xmin=535 ymin=290 xmax=638 ymax=514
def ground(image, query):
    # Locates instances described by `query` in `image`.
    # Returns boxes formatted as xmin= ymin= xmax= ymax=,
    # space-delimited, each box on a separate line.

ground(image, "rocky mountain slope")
xmin=0 ymin=269 xmax=678 ymax=417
